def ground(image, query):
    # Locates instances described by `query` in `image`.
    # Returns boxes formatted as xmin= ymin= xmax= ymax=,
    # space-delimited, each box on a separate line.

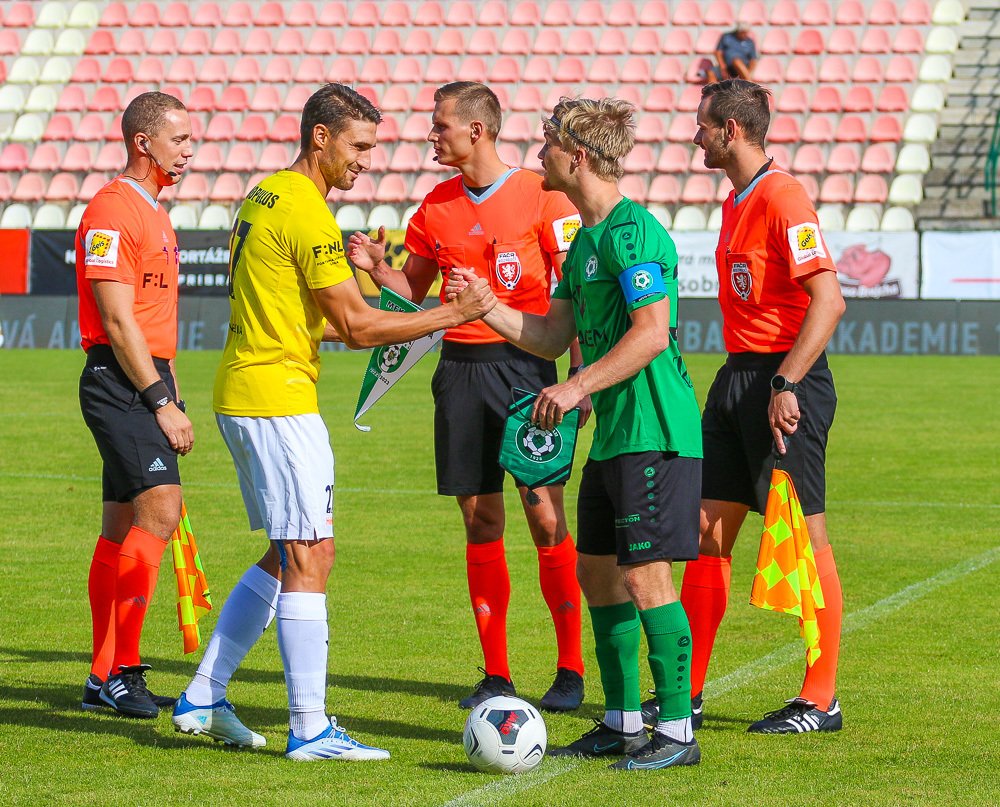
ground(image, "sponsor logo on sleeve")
xmin=553 ymin=215 xmax=582 ymax=251
xmin=496 ymin=250 xmax=522 ymax=290
xmin=787 ymin=222 xmax=827 ymax=265
xmin=84 ymin=229 xmax=121 ymax=267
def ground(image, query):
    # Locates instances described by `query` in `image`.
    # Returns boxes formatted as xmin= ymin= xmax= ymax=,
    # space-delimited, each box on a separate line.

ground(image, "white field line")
xmin=3 ymin=473 xmax=999 ymax=510
xmin=441 ymin=545 xmax=1000 ymax=807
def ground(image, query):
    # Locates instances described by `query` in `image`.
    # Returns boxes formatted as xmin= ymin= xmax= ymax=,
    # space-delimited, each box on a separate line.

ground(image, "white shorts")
xmin=216 ymin=413 xmax=335 ymax=541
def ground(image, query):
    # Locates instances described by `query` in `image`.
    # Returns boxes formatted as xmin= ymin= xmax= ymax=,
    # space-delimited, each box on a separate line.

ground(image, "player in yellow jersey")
xmin=172 ymin=84 xmax=494 ymax=761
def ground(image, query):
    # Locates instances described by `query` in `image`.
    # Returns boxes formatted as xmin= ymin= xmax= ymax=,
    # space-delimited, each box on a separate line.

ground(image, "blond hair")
xmin=545 ymin=97 xmax=636 ymax=181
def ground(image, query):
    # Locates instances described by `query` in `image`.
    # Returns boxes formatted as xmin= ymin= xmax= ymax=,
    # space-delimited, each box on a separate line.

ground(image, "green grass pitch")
xmin=0 ymin=349 xmax=997 ymax=806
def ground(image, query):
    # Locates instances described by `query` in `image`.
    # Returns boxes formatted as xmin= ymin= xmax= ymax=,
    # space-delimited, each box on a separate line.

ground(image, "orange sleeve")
xmin=768 ymin=184 xmax=836 ymax=282
xmin=80 ymin=192 xmax=142 ymax=286
xmin=538 ymin=189 xmax=582 ymax=258
xmin=402 ymin=197 xmax=436 ymax=260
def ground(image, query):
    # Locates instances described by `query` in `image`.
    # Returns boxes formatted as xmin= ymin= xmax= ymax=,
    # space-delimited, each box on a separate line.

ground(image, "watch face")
xmin=771 ymin=375 xmax=789 ymax=391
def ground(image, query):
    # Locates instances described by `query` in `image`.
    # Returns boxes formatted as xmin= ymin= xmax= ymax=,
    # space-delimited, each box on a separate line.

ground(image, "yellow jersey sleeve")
xmin=283 ymin=187 xmax=354 ymax=290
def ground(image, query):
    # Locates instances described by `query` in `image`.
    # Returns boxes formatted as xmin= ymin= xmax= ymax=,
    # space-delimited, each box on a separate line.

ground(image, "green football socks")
xmin=589 ymin=601 xmax=642 ymax=712
xmin=638 ymin=601 xmax=694 ymax=721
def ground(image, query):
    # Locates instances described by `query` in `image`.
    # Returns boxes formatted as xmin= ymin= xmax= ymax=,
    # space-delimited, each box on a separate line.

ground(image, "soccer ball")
xmin=463 ymin=695 xmax=547 ymax=774
xmin=522 ymin=425 xmax=556 ymax=458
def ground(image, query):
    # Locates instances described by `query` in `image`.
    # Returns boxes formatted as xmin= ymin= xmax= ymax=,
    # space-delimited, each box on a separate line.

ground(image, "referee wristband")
xmin=139 ymin=380 xmax=173 ymax=412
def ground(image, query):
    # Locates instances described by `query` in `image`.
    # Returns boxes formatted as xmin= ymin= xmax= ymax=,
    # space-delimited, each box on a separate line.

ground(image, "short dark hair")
xmin=701 ymin=79 xmax=772 ymax=148
xmin=300 ymin=83 xmax=383 ymax=150
xmin=121 ymin=91 xmax=186 ymax=144
xmin=433 ymin=81 xmax=502 ymax=139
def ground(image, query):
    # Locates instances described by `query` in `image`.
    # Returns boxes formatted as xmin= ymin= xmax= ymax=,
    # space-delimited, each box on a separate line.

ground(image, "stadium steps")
xmin=916 ymin=3 xmax=999 ymax=229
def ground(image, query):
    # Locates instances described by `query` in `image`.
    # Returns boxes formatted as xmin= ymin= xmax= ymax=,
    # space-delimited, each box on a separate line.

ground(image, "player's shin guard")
xmin=111 ymin=526 xmax=168 ymax=672
xmin=187 ymin=565 xmax=280 ymax=705
xmin=589 ymin=602 xmax=642 ymax=713
xmin=680 ymin=554 xmax=732 ymax=697
xmin=536 ymin=536 xmax=584 ymax=675
xmin=467 ymin=539 xmax=511 ymax=680
xmin=799 ymin=545 xmax=842 ymax=710
xmin=88 ymin=535 xmax=121 ymax=678
xmin=277 ymin=591 xmax=329 ymax=741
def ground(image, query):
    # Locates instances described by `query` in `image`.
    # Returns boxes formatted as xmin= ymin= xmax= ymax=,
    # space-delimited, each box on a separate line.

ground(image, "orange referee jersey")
xmin=76 ymin=177 xmax=180 ymax=360
xmin=405 ymin=168 xmax=580 ymax=344
xmin=715 ymin=168 xmax=836 ymax=353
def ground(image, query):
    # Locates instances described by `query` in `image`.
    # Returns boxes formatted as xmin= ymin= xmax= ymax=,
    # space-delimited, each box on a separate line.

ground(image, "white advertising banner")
xmin=920 ymin=231 xmax=1000 ymax=300
xmin=674 ymin=231 xmax=919 ymax=299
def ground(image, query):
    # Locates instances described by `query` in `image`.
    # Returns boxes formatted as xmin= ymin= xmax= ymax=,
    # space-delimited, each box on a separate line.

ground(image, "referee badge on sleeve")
xmin=84 ymin=229 xmax=121 ymax=268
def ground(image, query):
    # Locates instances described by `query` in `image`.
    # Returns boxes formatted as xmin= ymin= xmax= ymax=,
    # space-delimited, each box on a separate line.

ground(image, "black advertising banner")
xmin=29 ymin=230 xmax=234 ymax=297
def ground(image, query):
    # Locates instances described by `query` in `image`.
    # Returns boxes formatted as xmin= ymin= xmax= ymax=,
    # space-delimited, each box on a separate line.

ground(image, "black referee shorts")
xmin=701 ymin=351 xmax=836 ymax=516
xmin=431 ymin=341 xmax=557 ymax=496
xmin=79 ymin=344 xmax=180 ymax=503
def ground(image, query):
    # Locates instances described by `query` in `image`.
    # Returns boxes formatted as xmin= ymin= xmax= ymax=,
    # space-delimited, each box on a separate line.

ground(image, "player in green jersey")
xmin=449 ymin=97 xmax=702 ymax=771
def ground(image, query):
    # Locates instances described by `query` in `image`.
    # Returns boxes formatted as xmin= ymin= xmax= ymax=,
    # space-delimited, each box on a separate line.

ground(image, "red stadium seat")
xmin=106 ymin=113 xmax=126 ymax=142
xmin=71 ymin=58 xmax=101 ymax=83
xmin=12 ymin=173 xmax=45 ymax=202
xmin=716 ymin=177 xmax=735 ymax=203
xmin=28 ymin=143 xmax=61 ymax=172
xmin=413 ymin=1 xmax=444 ymax=25
xmin=497 ymin=142 xmax=523 ymax=167
xmin=517 ymin=56 xmax=551 ymax=83
xmin=869 ymin=0 xmax=898 ymax=24
xmin=281 ymin=85 xmax=312 ymax=113
xmin=644 ymin=86 xmax=675 ymax=112
xmin=101 ymin=2 xmax=130 ymax=26
xmin=56 ymin=85 xmax=87 ymax=112
xmin=836 ymin=115 xmax=868 ymax=143
xmin=116 ymin=30 xmax=147 ymax=55
xmin=653 ymin=57 xmax=685 ymax=83
xmin=819 ymin=56 xmax=851 ymax=83
xmin=588 ymin=57 xmax=619 ymax=83
xmin=375 ymin=175 xmax=408 ymax=203
xmin=777 ymin=86 xmax=809 ymax=113
xmin=501 ymin=113 xmax=533 ymax=142
xmin=512 ymin=85 xmax=543 ymax=112
xmin=871 ymin=116 xmax=903 ymax=143
xmin=413 ymin=85 xmax=438 ymax=112
xmin=338 ymin=30 xmax=369 ymax=55
xmin=467 ymin=29 xmax=498 ymax=55
xmin=327 ymin=57 xmax=358 ymax=84
xmin=665 ymin=116 xmax=691 ymax=143
xmin=403 ymin=29 xmax=435 ymax=55
xmin=885 ymin=56 xmax=916 ymax=83
xmin=349 ymin=174 xmax=376 ymax=202
xmin=672 ymin=0 xmax=701 ymax=25
xmin=681 ymin=175 xmax=714 ymax=204
xmin=380 ymin=86 xmax=410 ymax=113
xmin=861 ymin=29 xmax=892 ymax=54
xmin=305 ymin=29 xmax=337 ymax=55
xmin=785 ymin=56 xmax=818 ymax=84
xmin=86 ymin=30 xmax=115 ymax=55
xmin=736 ymin=0 xmax=766 ymax=24
xmin=381 ymin=1 xmax=411 ymax=25
xmin=457 ymin=57 xmax=488 ymax=83
xmin=531 ymin=29 xmax=561 ymax=55
xmin=203 ymin=114 xmax=236 ymax=142
xmin=223 ymin=144 xmax=256 ymax=173
xmin=597 ymin=29 xmax=628 ymax=55
xmin=223 ymin=2 xmax=253 ymax=26
xmin=792 ymin=144 xmax=825 ymax=174
xmin=353 ymin=56 xmax=386 ymax=83
xmin=802 ymin=0 xmax=832 ymax=24
xmin=43 ymin=114 xmax=76 ymax=141
xmin=219 ymin=86 xmax=249 ymax=113
xmin=877 ymin=86 xmax=910 ymax=113
xmin=620 ymin=57 xmax=652 ymax=84
xmin=270 ymin=115 xmax=299 ymax=143
xmin=768 ymin=116 xmax=800 ymax=144
xmin=255 ymin=2 xmax=284 ymax=25
xmin=769 ymin=0 xmax=800 ymax=24
xmin=647 ymin=175 xmax=681 ymax=204
xmin=186 ymin=86 xmax=217 ymax=113
xmin=656 ymin=144 xmax=689 ymax=173
xmin=258 ymin=143 xmax=291 ymax=172
xmin=893 ymin=28 xmax=924 ymax=54
xmin=135 ymin=57 xmax=166 ymax=82
xmin=844 ymin=87 xmax=875 ymax=113
xmin=89 ymin=86 xmax=122 ymax=112
xmin=901 ymin=0 xmax=932 ymax=24
xmin=853 ymin=57 xmax=884 ymax=83
xmin=753 ymin=56 xmax=784 ymax=84
xmin=827 ymin=144 xmax=861 ymax=173
xmin=819 ymin=175 xmax=853 ymax=204
xmin=318 ymin=2 xmax=348 ymax=26
xmin=390 ymin=57 xmax=421 ymax=83
xmin=0 ymin=143 xmax=28 ymax=172
xmin=835 ymin=0 xmax=865 ymax=24
xmin=705 ymin=0 xmax=735 ymax=25
xmin=803 ymin=116 xmax=834 ymax=143
xmin=861 ymin=144 xmax=895 ymax=173
xmin=618 ymin=175 xmax=648 ymax=204
xmin=446 ymin=1 xmax=475 ymax=25
xmin=227 ymin=56 xmax=260 ymax=83
xmin=638 ymin=0 xmax=668 ymax=24
xmin=372 ymin=29 xmax=404 ymax=55
xmin=165 ymin=57 xmax=196 ymax=84
xmin=94 ymin=143 xmax=125 ymax=172
xmin=677 ymin=85 xmax=702 ymax=113
xmin=542 ymin=0 xmax=572 ymax=25
xmin=663 ymin=29 xmax=694 ymax=55
xmin=794 ymin=29 xmax=824 ymax=55
xmin=810 ymin=86 xmax=842 ymax=113
xmin=624 ymin=144 xmax=656 ymax=173
xmin=761 ymin=29 xmax=792 ymax=54
xmin=827 ymin=29 xmax=857 ymax=54
xmin=854 ymin=175 xmax=888 ymax=203
xmin=78 ymin=173 xmax=109 ymax=202
xmin=160 ymin=2 xmax=191 ymax=26
xmin=101 ymin=57 xmax=133 ymax=83
xmin=554 ymin=58 xmax=585 ymax=83
xmin=286 ymin=2 xmax=316 ymax=25
xmin=176 ymin=173 xmax=209 ymax=202
xmin=208 ymin=173 xmax=243 ymax=203
xmin=565 ymin=30 xmax=598 ymax=56
xmin=179 ymin=29 xmax=211 ymax=55
xmin=389 ymin=143 xmax=422 ymax=173
xmin=0 ymin=31 xmax=19 ymax=56
xmin=574 ymin=1 xmax=604 ymax=25
xmin=628 ymin=29 xmax=660 ymax=55
xmin=190 ymin=142 xmax=223 ymax=172
xmin=510 ymin=2 xmax=541 ymax=25
xmin=211 ymin=30 xmax=241 ymax=55
xmin=694 ymin=29 xmax=721 ymax=55
xmin=425 ymin=57 xmax=456 ymax=84
xmin=243 ymin=29 xmax=273 ymax=55
xmin=410 ymin=172 xmax=439 ymax=200
xmin=400 ymin=114 xmax=430 ymax=142
xmin=47 ymin=172 xmax=80 ymax=202
xmin=767 ymin=145 xmax=792 ymax=168
xmin=199 ymin=57 xmax=230 ymax=83
xmin=434 ymin=29 xmax=465 ymax=55
xmin=630 ymin=116 xmax=662 ymax=143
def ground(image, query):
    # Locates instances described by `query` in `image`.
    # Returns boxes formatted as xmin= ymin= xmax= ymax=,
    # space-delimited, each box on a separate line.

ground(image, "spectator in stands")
xmin=705 ymin=23 xmax=758 ymax=83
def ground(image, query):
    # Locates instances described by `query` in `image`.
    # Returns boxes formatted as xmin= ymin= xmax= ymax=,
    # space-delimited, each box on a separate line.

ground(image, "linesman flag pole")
xmin=353 ymin=286 xmax=444 ymax=431
xmin=170 ymin=502 xmax=213 ymax=654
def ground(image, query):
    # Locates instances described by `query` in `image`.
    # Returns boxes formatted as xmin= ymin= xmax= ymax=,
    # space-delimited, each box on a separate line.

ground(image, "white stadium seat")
xmin=918 ymin=54 xmax=952 ymax=82
xmin=931 ymin=0 xmax=964 ymax=25
xmin=168 ymin=203 xmax=199 ymax=230
xmin=35 ymin=3 xmax=69 ymax=29
xmin=672 ymin=206 xmax=708 ymax=231
xmin=367 ymin=204 xmax=402 ymax=230
xmin=911 ymin=84 xmax=945 ymax=113
xmin=66 ymin=203 xmax=88 ymax=230
xmin=888 ymin=175 xmax=924 ymax=206
xmin=881 ymin=207 xmax=916 ymax=231
xmin=0 ymin=204 xmax=34 ymax=228
xmin=845 ymin=205 xmax=881 ymax=232
xmin=67 ymin=1 xmax=100 ymax=28
xmin=895 ymin=144 xmax=931 ymax=174
xmin=925 ymin=27 xmax=959 ymax=53
xmin=816 ymin=204 xmax=846 ymax=231
xmin=647 ymin=205 xmax=672 ymax=230
xmin=335 ymin=204 xmax=367 ymax=231
xmin=7 ymin=57 xmax=41 ymax=85
xmin=39 ymin=56 xmax=73 ymax=83
xmin=33 ymin=203 xmax=68 ymax=228
xmin=903 ymin=114 xmax=938 ymax=144
xmin=198 ymin=204 xmax=233 ymax=229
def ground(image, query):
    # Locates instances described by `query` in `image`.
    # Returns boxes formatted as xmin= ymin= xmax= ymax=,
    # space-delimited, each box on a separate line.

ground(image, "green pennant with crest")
xmin=353 ymin=287 xmax=443 ymax=432
xmin=498 ymin=387 xmax=581 ymax=489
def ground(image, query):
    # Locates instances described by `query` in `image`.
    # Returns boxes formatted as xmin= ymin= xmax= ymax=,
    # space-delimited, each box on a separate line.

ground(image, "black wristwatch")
xmin=770 ymin=374 xmax=799 ymax=394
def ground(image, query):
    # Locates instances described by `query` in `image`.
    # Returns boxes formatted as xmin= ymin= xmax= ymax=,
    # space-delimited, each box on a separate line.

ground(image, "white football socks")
xmin=277 ymin=591 xmax=330 ymax=741
xmin=604 ymin=709 xmax=644 ymax=734
xmin=656 ymin=716 xmax=694 ymax=743
xmin=186 ymin=564 xmax=280 ymax=706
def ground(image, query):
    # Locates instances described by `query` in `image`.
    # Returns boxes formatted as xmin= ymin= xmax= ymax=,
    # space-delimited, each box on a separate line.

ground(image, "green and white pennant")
xmin=353 ymin=287 xmax=443 ymax=432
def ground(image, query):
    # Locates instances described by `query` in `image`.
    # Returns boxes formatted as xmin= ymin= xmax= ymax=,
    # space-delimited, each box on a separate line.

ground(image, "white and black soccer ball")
xmin=521 ymin=425 xmax=556 ymax=459
xmin=379 ymin=343 xmax=402 ymax=373
xmin=463 ymin=695 xmax=547 ymax=774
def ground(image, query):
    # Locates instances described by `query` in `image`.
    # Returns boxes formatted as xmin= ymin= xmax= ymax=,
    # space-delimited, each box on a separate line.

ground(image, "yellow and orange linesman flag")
xmin=750 ymin=468 xmax=826 ymax=666
xmin=170 ymin=502 xmax=212 ymax=654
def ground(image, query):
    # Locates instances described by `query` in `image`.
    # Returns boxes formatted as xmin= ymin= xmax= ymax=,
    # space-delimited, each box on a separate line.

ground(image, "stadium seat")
xmin=254 ymin=1 xmax=284 ymax=25
xmin=861 ymin=28 xmax=892 ymax=54
xmin=159 ymin=2 xmax=191 ymax=26
xmin=635 ymin=116 xmax=665 ymax=143
xmin=89 ymin=86 xmax=123 ymax=113
xmin=339 ymin=30 xmax=370 ymax=55
xmin=761 ymin=29 xmax=792 ymax=55
xmin=896 ymin=144 xmax=931 ymax=173
xmin=379 ymin=86 xmax=410 ymax=114
xmin=903 ymin=114 xmax=938 ymax=144
xmin=40 ymin=56 xmax=73 ymax=84
xmin=888 ymin=175 xmax=923 ymax=205
xmin=34 ymin=113 xmax=67 ymax=141
xmin=243 ymin=29 xmax=274 ymax=55
xmin=792 ymin=145 xmax=826 ymax=174
xmin=408 ymin=172 xmax=437 ymax=201
xmin=28 ymin=142 xmax=61 ymax=172
xmin=681 ymin=175 xmax=715 ymax=205
xmin=115 ymin=30 xmax=147 ymax=56
xmin=165 ymin=57 xmax=196 ymax=84
xmin=398 ymin=114 xmax=428 ymax=142
xmin=875 ymin=86 xmax=908 ymax=113
xmin=705 ymin=0 xmax=735 ymax=25
xmin=845 ymin=205 xmax=881 ymax=231
xmin=176 ymin=172 xmax=209 ymax=202
xmin=388 ymin=56 xmax=419 ymax=84
xmin=911 ymin=85 xmax=945 ymax=113
xmin=209 ymin=174 xmax=245 ymax=203
xmin=835 ymin=0 xmax=866 ymax=24
xmin=663 ymin=29 xmax=694 ymax=55
xmin=794 ymin=29 xmax=825 ymax=55
xmin=47 ymin=172 xmax=81 ymax=202
xmin=0 ymin=86 xmax=26 ymax=115
xmin=597 ymin=29 xmax=629 ymax=55
xmin=655 ymin=144 xmax=688 ymax=174
xmin=564 ymin=30 xmax=598 ymax=56
xmin=902 ymin=0 xmax=933 ymax=24
xmin=179 ymin=29 xmax=211 ymax=55
xmin=23 ymin=29 xmax=56 ymax=56
xmin=624 ymin=29 xmax=656 ymax=55
xmin=818 ymin=57 xmax=851 ymax=83
xmin=285 ymin=1 xmax=316 ymax=25
xmin=552 ymin=58 xmax=584 ymax=83
xmin=387 ymin=143 xmax=421 ymax=173
xmin=918 ymin=55 xmax=952 ymax=83
xmin=203 ymin=114 xmax=236 ymax=142
xmin=223 ymin=2 xmax=253 ymax=26
xmin=133 ymin=57 xmax=165 ymax=82
xmin=817 ymin=204 xmax=846 ymax=231
xmin=190 ymin=142 xmax=222 ymax=172
xmin=318 ymin=2 xmax=349 ymax=26
xmin=0 ymin=143 xmax=28 ymax=172
xmin=752 ymin=56 xmax=783 ymax=84
xmin=653 ymin=57 xmax=685 ymax=84
xmin=623 ymin=145 xmax=656 ymax=174
xmin=257 ymin=143 xmax=290 ymax=172
xmin=0 ymin=203 xmax=33 ymax=228
xmin=219 ymin=86 xmax=250 ymax=113
xmin=926 ymin=27 xmax=959 ymax=54
xmin=306 ymin=29 xmax=338 ymax=56
xmin=264 ymin=116 xmax=295 ymax=143
xmin=24 ymin=85 xmax=58 ymax=114
xmin=568 ymin=1 xmax=598 ymax=25
xmin=186 ymin=86 xmax=217 ymax=113
xmin=871 ymin=116 xmax=904 ymax=143
xmin=891 ymin=28 xmax=925 ymax=54
xmin=33 ymin=202 xmax=67 ymax=228
xmin=85 ymin=29 xmax=114 ymax=55
xmin=672 ymin=206 xmax=707 ymax=231
xmin=421 ymin=57 xmax=454 ymax=84
xmin=768 ymin=145 xmax=792 ymax=168
xmin=367 ymin=204 xmax=401 ymax=230
xmin=835 ymin=115 xmax=868 ymax=143
xmin=693 ymin=28 xmax=721 ymax=55
xmin=888 ymin=56 xmax=919 ymax=83
xmin=0 ymin=172 xmax=11 ymax=200
xmin=65 ymin=201 xmax=88 ymax=228
xmin=677 ymin=86 xmax=703 ymax=113
xmin=644 ymin=86 xmax=676 ymax=113
xmin=769 ymin=0 xmax=799 ymax=24
xmin=671 ymin=0 xmax=701 ymax=24
xmin=0 ymin=30 xmax=21 ymax=56
xmin=211 ymin=29 xmax=242 ymax=55
xmin=826 ymin=29 xmax=857 ymax=55
xmin=644 ymin=204 xmax=671 ymax=230
xmin=168 ymin=203 xmax=199 ymax=230
xmin=853 ymin=57 xmax=884 ymax=83
xmin=68 ymin=2 xmax=101 ymax=27
xmin=785 ymin=56 xmax=818 ymax=84
xmin=333 ymin=204 xmax=366 ymax=231
xmin=445 ymin=1 xmax=475 ymax=25
xmin=585 ymin=57 xmax=617 ymax=84
xmin=412 ymin=1 xmax=443 ymax=25
xmin=221 ymin=144 xmax=255 ymax=173
xmin=62 ymin=142 xmax=96 ymax=173
xmin=854 ymin=176 xmax=889 ymax=204
xmin=810 ymin=86 xmax=842 ymax=113
xmin=12 ymin=173 xmax=46 ymax=202
xmin=375 ymin=175 xmax=408 ymax=204
xmin=511 ymin=84 xmax=543 ymax=113
xmin=371 ymin=29 xmax=403 ymax=55
xmin=861 ymin=144 xmax=896 ymax=173
xmin=510 ymin=1 xmax=541 ymax=25
xmin=869 ymin=0 xmax=898 ymax=23
xmin=486 ymin=56 xmax=519 ymax=84
xmin=880 ymin=207 xmax=915 ymax=231
xmin=528 ymin=29 xmax=560 ymax=55
xmin=829 ymin=144 xmax=862 ymax=173
xmin=414 ymin=85 xmax=440 ymax=112
xmin=819 ymin=175 xmax=853 ymax=204
xmin=618 ymin=175 xmax=647 ymax=204
xmin=777 ymin=86 xmax=809 ymax=114
xmin=769 ymin=116 xmax=801 ymax=144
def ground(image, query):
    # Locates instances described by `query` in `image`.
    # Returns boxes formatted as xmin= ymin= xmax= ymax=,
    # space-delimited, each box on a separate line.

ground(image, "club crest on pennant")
xmin=377 ymin=341 xmax=411 ymax=375
xmin=496 ymin=251 xmax=522 ymax=290
xmin=731 ymin=261 xmax=752 ymax=301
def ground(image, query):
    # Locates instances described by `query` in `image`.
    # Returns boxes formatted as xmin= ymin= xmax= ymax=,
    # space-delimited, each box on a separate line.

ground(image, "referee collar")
xmin=733 ymin=158 xmax=775 ymax=207
xmin=462 ymin=167 xmax=518 ymax=205
xmin=120 ymin=177 xmax=160 ymax=210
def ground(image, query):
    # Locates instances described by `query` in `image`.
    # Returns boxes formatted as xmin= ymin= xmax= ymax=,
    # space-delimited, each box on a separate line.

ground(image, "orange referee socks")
xmin=680 ymin=554 xmax=733 ymax=697
xmin=467 ymin=538 xmax=511 ymax=681
xmin=536 ymin=536 xmax=584 ymax=675
xmin=88 ymin=535 xmax=121 ymax=679
xmin=110 ymin=526 xmax=168 ymax=672
xmin=799 ymin=545 xmax=843 ymax=710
